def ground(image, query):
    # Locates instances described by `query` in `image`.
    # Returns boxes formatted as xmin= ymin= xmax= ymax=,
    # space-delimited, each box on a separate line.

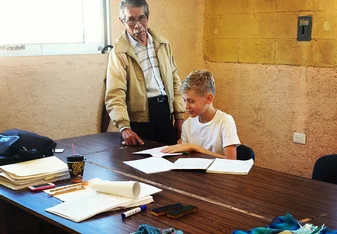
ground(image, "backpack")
xmin=0 ymin=129 xmax=57 ymax=166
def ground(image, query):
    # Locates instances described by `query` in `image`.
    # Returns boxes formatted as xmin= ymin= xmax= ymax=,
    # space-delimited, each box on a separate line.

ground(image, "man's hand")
xmin=174 ymin=119 xmax=184 ymax=140
xmin=121 ymin=128 xmax=144 ymax=146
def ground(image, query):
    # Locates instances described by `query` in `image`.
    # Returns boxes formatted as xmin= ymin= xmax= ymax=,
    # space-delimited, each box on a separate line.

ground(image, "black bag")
xmin=0 ymin=129 xmax=57 ymax=166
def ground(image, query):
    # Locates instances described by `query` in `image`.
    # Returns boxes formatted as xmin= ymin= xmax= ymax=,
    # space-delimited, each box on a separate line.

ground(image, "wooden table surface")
xmin=1 ymin=132 xmax=337 ymax=234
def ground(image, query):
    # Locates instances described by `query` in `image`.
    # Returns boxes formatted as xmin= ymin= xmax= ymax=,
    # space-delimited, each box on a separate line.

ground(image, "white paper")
xmin=0 ymin=156 xmax=70 ymax=190
xmin=46 ymin=193 xmax=132 ymax=222
xmin=206 ymin=158 xmax=254 ymax=175
xmin=138 ymin=182 xmax=162 ymax=198
xmin=44 ymin=178 xmax=162 ymax=202
xmin=45 ymin=178 xmax=162 ymax=222
xmin=172 ymin=158 xmax=214 ymax=170
xmin=91 ymin=180 xmax=140 ymax=199
xmin=124 ymin=157 xmax=173 ymax=174
xmin=0 ymin=173 xmax=70 ymax=190
xmin=132 ymin=146 xmax=182 ymax=157
xmin=0 ymin=156 xmax=68 ymax=178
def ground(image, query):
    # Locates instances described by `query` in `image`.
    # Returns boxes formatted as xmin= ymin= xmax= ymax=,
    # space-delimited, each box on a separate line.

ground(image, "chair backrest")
xmin=312 ymin=154 xmax=337 ymax=185
xmin=237 ymin=144 xmax=255 ymax=161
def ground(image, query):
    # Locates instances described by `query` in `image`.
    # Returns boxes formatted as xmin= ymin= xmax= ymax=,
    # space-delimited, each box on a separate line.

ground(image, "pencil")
xmin=50 ymin=186 xmax=85 ymax=196
xmin=49 ymin=181 xmax=87 ymax=193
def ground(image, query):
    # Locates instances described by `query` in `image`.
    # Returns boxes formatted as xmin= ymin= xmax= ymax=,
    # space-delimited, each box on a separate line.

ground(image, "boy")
xmin=161 ymin=70 xmax=240 ymax=159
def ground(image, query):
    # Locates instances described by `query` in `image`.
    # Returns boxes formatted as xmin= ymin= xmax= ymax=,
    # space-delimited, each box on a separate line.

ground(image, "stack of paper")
xmin=0 ymin=156 xmax=70 ymax=190
xmin=45 ymin=178 xmax=162 ymax=222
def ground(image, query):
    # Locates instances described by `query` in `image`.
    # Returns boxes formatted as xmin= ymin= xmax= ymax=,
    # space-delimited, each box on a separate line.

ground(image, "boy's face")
xmin=183 ymin=89 xmax=213 ymax=118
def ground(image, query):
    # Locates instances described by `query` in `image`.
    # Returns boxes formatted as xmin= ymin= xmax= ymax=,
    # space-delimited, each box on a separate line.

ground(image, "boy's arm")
xmin=162 ymin=143 xmax=236 ymax=159
xmin=223 ymin=145 xmax=237 ymax=160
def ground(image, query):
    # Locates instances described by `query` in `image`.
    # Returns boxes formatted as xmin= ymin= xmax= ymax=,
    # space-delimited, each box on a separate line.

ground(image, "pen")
xmin=50 ymin=185 xmax=85 ymax=196
xmin=182 ymin=151 xmax=189 ymax=155
xmin=121 ymin=205 xmax=147 ymax=219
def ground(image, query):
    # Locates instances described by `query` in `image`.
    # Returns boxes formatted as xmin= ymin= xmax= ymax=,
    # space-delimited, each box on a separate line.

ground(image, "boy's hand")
xmin=161 ymin=144 xmax=194 ymax=153
xmin=121 ymin=129 xmax=144 ymax=146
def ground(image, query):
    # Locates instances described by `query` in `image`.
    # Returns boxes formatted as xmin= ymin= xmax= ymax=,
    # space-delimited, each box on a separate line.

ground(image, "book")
xmin=45 ymin=178 xmax=162 ymax=222
xmin=132 ymin=146 xmax=182 ymax=157
xmin=206 ymin=158 xmax=254 ymax=175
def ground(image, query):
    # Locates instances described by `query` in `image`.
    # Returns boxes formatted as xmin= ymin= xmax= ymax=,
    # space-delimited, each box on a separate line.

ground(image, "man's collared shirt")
xmin=127 ymin=31 xmax=167 ymax=98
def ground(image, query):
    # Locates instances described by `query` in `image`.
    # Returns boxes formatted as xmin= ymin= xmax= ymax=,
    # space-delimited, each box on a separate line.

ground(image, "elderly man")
xmin=105 ymin=0 xmax=185 ymax=146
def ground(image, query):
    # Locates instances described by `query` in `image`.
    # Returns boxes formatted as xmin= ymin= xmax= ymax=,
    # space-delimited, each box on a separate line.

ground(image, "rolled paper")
xmin=91 ymin=180 xmax=140 ymax=199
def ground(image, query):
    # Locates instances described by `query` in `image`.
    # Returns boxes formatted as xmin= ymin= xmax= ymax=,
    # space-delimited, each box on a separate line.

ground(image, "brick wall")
xmin=205 ymin=0 xmax=337 ymax=67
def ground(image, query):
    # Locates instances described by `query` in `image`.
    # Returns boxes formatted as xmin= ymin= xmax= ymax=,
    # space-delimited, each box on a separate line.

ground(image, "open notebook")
xmin=45 ymin=178 xmax=162 ymax=222
xmin=124 ymin=157 xmax=254 ymax=175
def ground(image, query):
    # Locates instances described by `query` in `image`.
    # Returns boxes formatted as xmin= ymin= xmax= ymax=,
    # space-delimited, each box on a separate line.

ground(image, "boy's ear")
xmin=206 ymin=93 xmax=214 ymax=104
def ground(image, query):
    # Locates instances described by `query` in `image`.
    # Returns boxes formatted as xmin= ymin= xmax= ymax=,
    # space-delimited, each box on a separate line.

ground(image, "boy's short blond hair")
xmin=181 ymin=70 xmax=216 ymax=95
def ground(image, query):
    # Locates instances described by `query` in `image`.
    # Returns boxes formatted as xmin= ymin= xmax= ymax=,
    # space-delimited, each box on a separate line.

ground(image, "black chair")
xmin=237 ymin=144 xmax=255 ymax=161
xmin=312 ymin=154 xmax=337 ymax=185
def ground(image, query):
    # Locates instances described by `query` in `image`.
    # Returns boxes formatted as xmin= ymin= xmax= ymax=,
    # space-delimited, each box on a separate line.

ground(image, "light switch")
xmin=297 ymin=16 xmax=312 ymax=41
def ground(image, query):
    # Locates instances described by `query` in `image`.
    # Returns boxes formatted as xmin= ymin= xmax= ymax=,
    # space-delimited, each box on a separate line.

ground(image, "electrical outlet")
xmin=293 ymin=132 xmax=306 ymax=144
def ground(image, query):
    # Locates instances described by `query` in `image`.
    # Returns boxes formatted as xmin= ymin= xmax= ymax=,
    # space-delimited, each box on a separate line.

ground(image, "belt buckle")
xmin=157 ymin=96 xmax=164 ymax=103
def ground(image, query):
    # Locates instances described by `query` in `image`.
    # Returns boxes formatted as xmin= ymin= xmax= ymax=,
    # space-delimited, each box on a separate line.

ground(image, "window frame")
xmin=0 ymin=0 xmax=110 ymax=57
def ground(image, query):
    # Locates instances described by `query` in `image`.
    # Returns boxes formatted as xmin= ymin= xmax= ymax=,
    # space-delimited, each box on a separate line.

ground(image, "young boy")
xmin=161 ymin=70 xmax=240 ymax=159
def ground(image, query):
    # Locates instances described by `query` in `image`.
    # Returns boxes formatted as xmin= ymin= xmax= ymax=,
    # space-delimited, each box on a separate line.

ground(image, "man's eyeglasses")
xmin=125 ymin=15 xmax=148 ymax=26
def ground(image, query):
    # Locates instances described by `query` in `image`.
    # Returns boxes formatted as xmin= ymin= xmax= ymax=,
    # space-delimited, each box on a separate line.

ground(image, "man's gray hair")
xmin=119 ymin=0 xmax=150 ymax=21
xmin=181 ymin=70 xmax=216 ymax=95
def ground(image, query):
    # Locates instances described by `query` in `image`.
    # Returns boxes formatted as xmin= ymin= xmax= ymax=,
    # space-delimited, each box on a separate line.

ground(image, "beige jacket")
xmin=105 ymin=29 xmax=185 ymax=130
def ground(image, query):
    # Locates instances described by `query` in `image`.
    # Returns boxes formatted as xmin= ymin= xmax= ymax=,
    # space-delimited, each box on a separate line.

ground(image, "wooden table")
xmin=1 ymin=132 xmax=337 ymax=233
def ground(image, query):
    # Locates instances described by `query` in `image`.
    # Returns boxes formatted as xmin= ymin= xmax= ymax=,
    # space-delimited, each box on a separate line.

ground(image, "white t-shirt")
xmin=181 ymin=110 xmax=240 ymax=155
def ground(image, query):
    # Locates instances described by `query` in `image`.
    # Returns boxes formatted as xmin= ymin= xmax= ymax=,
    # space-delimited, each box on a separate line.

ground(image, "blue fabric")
xmin=232 ymin=213 xmax=337 ymax=234
xmin=131 ymin=224 xmax=184 ymax=234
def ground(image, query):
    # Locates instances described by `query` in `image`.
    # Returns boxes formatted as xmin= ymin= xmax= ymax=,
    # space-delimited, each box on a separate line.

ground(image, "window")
xmin=0 ymin=0 xmax=109 ymax=56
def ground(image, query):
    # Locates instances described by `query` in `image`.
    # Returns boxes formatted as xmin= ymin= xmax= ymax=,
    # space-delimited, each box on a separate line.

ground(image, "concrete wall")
xmin=205 ymin=0 xmax=337 ymax=177
xmin=0 ymin=55 xmax=108 ymax=139
xmin=0 ymin=0 xmax=204 ymax=140
xmin=205 ymin=0 xmax=337 ymax=67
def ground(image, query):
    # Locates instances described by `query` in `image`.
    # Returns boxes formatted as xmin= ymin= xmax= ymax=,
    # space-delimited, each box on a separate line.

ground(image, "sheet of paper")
xmin=206 ymin=158 xmax=254 ymax=175
xmin=138 ymin=182 xmax=162 ymax=197
xmin=132 ymin=146 xmax=182 ymax=157
xmin=172 ymin=158 xmax=214 ymax=170
xmin=124 ymin=157 xmax=173 ymax=174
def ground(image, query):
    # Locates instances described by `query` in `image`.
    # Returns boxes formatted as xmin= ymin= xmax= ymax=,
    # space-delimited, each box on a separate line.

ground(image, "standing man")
xmin=105 ymin=0 xmax=185 ymax=146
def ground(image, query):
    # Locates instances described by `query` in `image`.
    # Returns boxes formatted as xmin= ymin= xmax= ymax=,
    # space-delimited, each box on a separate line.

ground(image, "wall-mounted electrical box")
xmin=297 ymin=16 xmax=312 ymax=41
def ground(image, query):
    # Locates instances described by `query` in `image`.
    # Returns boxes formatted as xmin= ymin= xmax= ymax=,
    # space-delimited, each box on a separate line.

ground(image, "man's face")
xmin=122 ymin=6 xmax=148 ymax=43
xmin=183 ymin=89 xmax=212 ymax=118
